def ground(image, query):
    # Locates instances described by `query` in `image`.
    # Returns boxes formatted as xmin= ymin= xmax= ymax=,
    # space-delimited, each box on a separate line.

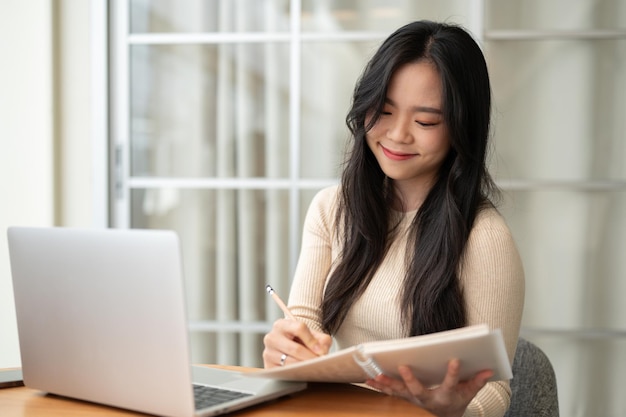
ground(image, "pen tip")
xmin=265 ymin=284 xmax=273 ymax=294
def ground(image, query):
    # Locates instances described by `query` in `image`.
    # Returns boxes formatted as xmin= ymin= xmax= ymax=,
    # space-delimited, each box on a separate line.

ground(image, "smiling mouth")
xmin=380 ymin=145 xmax=417 ymax=161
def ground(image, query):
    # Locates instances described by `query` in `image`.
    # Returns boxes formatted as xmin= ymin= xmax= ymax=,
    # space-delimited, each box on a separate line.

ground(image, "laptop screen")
xmin=8 ymin=227 xmax=196 ymax=416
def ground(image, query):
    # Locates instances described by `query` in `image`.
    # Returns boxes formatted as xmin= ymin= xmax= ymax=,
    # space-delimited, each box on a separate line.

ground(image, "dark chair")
xmin=504 ymin=338 xmax=559 ymax=417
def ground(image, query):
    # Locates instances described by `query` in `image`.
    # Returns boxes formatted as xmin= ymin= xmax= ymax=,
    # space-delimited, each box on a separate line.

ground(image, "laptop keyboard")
xmin=193 ymin=384 xmax=253 ymax=410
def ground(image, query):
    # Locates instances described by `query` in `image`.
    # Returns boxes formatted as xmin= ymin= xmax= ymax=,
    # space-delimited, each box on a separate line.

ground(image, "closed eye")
xmin=416 ymin=121 xmax=438 ymax=127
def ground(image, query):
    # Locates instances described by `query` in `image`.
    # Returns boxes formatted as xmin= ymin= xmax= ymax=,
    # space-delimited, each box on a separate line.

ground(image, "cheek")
xmin=365 ymin=120 xmax=385 ymax=142
xmin=365 ymin=133 xmax=377 ymax=154
xmin=425 ymin=131 xmax=451 ymax=155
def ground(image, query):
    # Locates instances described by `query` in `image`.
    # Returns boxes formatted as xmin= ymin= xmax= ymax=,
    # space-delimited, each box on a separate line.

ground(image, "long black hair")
xmin=321 ymin=20 xmax=499 ymax=337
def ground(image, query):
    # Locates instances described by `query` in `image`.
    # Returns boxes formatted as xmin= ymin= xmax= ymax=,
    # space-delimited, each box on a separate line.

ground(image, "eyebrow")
xmin=384 ymin=98 xmax=442 ymax=114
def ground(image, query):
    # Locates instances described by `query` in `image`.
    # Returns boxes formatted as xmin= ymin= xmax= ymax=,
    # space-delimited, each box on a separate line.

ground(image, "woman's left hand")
xmin=365 ymin=359 xmax=493 ymax=417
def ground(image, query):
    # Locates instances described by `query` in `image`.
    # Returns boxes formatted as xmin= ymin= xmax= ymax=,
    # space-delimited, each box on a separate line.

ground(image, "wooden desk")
xmin=0 ymin=366 xmax=434 ymax=416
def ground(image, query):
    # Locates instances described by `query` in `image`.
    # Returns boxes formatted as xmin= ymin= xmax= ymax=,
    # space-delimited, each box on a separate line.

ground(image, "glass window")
xmin=299 ymin=41 xmax=380 ymax=179
xmin=130 ymin=43 xmax=291 ymax=178
xmin=487 ymin=39 xmax=626 ymax=181
xmin=130 ymin=0 xmax=291 ymax=33
xmin=301 ymin=0 xmax=472 ymax=32
xmin=500 ymin=190 xmax=626 ymax=329
xmin=111 ymin=2 xmax=626 ymax=413
xmin=131 ymin=187 xmax=291 ymax=365
xmin=485 ymin=0 xmax=626 ymax=31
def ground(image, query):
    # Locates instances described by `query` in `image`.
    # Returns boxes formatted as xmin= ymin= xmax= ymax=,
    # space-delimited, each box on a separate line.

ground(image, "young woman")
xmin=263 ymin=20 xmax=525 ymax=417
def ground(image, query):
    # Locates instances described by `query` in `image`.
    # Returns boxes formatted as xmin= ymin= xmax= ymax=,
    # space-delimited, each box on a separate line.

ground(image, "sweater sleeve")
xmin=287 ymin=186 xmax=339 ymax=333
xmin=461 ymin=208 xmax=526 ymax=417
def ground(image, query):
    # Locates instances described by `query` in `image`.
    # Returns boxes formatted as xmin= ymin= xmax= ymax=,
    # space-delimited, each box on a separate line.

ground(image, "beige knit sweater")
xmin=288 ymin=185 xmax=525 ymax=417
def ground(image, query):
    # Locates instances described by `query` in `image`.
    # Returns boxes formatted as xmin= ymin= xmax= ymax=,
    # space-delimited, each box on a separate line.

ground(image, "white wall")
xmin=0 ymin=0 xmax=94 ymax=368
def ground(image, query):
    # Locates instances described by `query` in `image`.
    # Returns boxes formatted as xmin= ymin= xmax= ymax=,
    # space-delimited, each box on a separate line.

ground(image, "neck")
xmin=391 ymin=178 xmax=434 ymax=212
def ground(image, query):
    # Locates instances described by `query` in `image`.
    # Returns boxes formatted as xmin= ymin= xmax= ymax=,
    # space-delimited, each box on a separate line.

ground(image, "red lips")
xmin=380 ymin=145 xmax=417 ymax=161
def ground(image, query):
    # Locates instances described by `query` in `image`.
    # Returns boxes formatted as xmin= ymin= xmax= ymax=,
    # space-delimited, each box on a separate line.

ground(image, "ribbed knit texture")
xmin=288 ymin=185 xmax=525 ymax=417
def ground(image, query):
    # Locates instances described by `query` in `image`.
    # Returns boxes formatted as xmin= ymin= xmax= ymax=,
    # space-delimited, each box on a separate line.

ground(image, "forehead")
xmin=386 ymin=61 xmax=443 ymax=108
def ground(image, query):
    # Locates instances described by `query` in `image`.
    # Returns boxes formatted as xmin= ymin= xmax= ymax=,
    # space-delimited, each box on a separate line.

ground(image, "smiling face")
xmin=366 ymin=60 xmax=451 ymax=210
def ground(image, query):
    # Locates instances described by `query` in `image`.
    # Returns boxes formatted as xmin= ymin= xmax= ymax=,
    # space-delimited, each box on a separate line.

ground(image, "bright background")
xmin=1 ymin=1 xmax=625 ymax=416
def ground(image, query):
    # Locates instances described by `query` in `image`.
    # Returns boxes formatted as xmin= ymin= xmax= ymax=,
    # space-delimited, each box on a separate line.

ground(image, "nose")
xmin=386 ymin=115 xmax=413 ymax=143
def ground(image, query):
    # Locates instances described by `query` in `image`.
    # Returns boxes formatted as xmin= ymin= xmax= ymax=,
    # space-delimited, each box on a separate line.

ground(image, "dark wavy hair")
xmin=321 ymin=20 xmax=499 ymax=337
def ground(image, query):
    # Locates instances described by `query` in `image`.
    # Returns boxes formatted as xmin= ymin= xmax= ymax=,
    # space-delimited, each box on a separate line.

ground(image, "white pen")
xmin=265 ymin=284 xmax=296 ymax=320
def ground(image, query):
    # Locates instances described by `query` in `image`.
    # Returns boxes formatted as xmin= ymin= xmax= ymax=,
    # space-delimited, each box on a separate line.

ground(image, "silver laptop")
xmin=7 ymin=226 xmax=305 ymax=417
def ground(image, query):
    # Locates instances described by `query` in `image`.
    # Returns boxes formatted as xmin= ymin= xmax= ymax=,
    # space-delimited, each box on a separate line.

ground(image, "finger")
xmin=365 ymin=378 xmax=396 ymax=397
xmin=373 ymin=373 xmax=412 ymax=394
xmin=262 ymin=333 xmax=283 ymax=368
xmin=281 ymin=320 xmax=329 ymax=356
xmin=398 ymin=365 xmax=426 ymax=398
xmin=263 ymin=334 xmax=314 ymax=364
xmin=310 ymin=329 xmax=332 ymax=355
xmin=440 ymin=358 xmax=461 ymax=390
xmin=470 ymin=369 xmax=494 ymax=390
xmin=266 ymin=349 xmax=290 ymax=367
xmin=262 ymin=322 xmax=313 ymax=367
xmin=262 ymin=338 xmax=310 ymax=368
xmin=370 ymin=373 xmax=426 ymax=405
xmin=269 ymin=319 xmax=328 ymax=359
xmin=278 ymin=352 xmax=289 ymax=367
xmin=262 ymin=344 xmax=276 ymax=368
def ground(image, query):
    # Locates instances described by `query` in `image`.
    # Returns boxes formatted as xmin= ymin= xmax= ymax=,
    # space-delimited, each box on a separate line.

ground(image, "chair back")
xmin=504 ymin=338 xmax=559 ymax=417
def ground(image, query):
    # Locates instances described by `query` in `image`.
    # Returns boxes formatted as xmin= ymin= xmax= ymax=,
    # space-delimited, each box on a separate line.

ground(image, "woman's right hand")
xmin=262 ymin=318 xmax=332 ymax=368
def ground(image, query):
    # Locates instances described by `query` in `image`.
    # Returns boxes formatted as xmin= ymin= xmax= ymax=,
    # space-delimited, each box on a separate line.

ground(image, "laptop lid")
xmin=7 ymin=226 xmax=304 ymax=417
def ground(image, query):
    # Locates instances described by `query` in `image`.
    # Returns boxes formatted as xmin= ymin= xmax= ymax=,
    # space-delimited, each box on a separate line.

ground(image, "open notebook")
xmin=250 ymin=324 xmax=512 ymax=387
xmin=8 ymin=226 xmax=306 ymax=417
